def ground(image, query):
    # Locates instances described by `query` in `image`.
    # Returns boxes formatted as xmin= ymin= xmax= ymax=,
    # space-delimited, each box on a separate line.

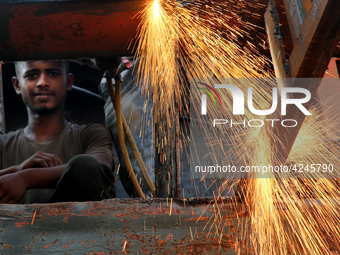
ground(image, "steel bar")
xmin=260 ymin=0 xmax=340 ymax=165
xmin=265 ymin=0 xmax=289 ymax=80
xmin=282 ymin=0 xmax=304 ymax=44
xmin=236 ymin=0 xmax=340 ymax=198
xmin=288 ymin=0 xmax=340 ymax=78
xmin=272 ymin=0 xmax=340 ymax=163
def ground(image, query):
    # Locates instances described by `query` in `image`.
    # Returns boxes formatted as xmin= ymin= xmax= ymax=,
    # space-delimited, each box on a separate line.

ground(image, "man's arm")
xmin=0 ymin=164 xmax=66 ymax=204
xmin=0 ymin=165 xmax=20 ymax=177
xmin=0 ymin=151 xmax=63 ymax=178
xmin=0 ymin=152 xmax=112 ymax=204
xmin=18 ymin=152 xmax=112 ymax=189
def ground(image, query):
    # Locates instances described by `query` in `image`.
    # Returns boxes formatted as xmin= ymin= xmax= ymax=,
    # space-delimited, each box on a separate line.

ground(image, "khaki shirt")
xmin=0 ymin=123 xmax=113 ymax=203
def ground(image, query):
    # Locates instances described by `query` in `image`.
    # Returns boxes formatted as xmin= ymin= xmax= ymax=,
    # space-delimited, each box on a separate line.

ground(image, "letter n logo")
xmin=199 ymin=83 xmax=222 ymax=115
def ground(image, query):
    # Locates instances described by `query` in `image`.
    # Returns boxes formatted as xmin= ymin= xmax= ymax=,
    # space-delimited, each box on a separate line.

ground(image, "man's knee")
xmin=52 ymin=154 xmax=116 ymax=202
xmin=66 ymin=154 xmax=105 ymax=178
xmin=61 ymin=154 xmax=114 ymax=188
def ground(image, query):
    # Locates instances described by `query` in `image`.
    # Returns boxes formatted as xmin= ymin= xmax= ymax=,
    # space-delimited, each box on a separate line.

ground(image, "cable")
xmin=105 ymin=74 xmax=156 ymax=195
xmin=105 ymin=72 xmax=145 ymax=198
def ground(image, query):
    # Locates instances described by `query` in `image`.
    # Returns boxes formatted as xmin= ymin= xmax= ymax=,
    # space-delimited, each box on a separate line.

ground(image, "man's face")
xmin=12 ymin=61 xmax=73 ymax=115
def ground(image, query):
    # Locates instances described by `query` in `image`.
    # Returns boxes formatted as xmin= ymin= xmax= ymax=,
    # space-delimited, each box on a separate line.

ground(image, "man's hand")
xmin=0 ymin=172 xmax=27 ymax=204
xmin=19 ymin=151 xmax=62 ymax=170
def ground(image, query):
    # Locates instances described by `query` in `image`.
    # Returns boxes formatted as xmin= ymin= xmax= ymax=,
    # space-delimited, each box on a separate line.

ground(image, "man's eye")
xmin=24 ymin=73 xmax=37 ymax=79
xmin=49 ymin=72 xmax=61 ymax=76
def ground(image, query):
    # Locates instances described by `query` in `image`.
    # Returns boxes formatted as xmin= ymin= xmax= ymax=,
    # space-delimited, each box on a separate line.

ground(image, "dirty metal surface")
xmin=0 ymin=198 xmax=243 ymax=254
xmin=281 ymin=0 xmax=308 ymax=44
xmin=0 ymin=0 xmax=149 ymax=62
xmin=265 ymin=0 xmax=289 ymax=80
xmin=0 ymin=0 xmax=274 ymax=63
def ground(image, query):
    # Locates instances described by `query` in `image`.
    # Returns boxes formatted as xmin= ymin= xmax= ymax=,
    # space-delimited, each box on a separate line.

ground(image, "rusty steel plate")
xmin=0 ymin=198 xmax=243 ymax=254
xmin=0 ymin=0 xmax=150 ymax=61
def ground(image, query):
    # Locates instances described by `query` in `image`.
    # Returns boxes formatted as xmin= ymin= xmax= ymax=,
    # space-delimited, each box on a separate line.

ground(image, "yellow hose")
xmin=121 ymin=114 xmax=156 ymax=195
xmin=105 ymin=74 xmax=156 ymax=195
xmin=106 ymin=72 xmax=145 ymax=198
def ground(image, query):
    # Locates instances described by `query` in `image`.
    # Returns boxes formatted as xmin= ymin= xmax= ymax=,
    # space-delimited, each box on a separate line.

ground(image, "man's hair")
xmin=14 ymin=60 xmax=70 ymax=77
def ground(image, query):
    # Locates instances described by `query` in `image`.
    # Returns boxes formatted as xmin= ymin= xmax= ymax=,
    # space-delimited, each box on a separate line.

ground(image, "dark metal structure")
xmin=0 ymin=0 xmax=147 ymax=61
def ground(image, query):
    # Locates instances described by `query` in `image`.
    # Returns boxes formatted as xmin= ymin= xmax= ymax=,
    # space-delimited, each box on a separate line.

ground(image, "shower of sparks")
xmin=134 ymin=0 xmax=340 ymax=254
xmin=134 ymin=0 xmax=271 ymax=138
xmin=241 ymin=107 xmax=340 ymax=254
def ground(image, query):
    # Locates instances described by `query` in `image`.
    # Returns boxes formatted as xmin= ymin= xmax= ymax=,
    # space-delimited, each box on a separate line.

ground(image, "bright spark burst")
xmin=134 ymin=0 xmax=340 ymax=254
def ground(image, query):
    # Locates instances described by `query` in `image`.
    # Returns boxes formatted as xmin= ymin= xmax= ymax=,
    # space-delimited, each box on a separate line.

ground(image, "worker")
xmin=0 ymin=60 xmax=116 ymax=204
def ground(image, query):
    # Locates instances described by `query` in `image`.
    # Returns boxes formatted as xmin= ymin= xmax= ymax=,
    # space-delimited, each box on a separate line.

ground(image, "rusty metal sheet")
xmin=0 ymin=0 xmax=150 ymax=62
xmin=0 ymin=198 xmax=243 ymax=254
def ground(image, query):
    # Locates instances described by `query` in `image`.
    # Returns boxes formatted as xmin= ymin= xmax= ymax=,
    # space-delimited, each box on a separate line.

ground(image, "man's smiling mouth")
xmin=33 ymin=90 xmax=55 ymax=100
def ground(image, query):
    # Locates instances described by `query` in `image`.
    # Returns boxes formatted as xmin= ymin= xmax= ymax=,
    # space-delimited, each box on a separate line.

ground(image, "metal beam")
xmin=260 ymin=0 xmax=340 ymax=165
xmin=265 ymin=0 xmax=289 ymax=80
xmin=282 ymin=0 xmax=313 ymax=45
xmin=288 ymin=0 xmax=340 ymax=78
xmin=282 ymin=0 xmax=305 ymax=44
xmin=272 ymin=0 xmax=340 ymax=163
xmin=0 ymin=0 xmax=149 ymax=61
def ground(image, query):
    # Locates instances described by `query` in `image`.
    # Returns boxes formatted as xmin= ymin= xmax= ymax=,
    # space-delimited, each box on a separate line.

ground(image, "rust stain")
xmin=15 ymin=221 xmax=30 ymax=228
xmin=114 ymin=206 xmax=183 ymax=219
xmin=63 ymin=214 xmax=69 ymax=223
xmin=2 ymin=199 xmax=197 ymax=224
xmin=80 ymin=239 xmax=88 ymax=245
xmin=118 ymin=224 xmax=237 ymax=254
xmin=42 ymin=204 xmax=108 ymax=220
xmin=43 ymin=239 xmax=59 ymax=249
xmin=4 ymin=244 xmax=12 ymax=249
xmin=88 ymin=238 xmax=98 ymax=247
xmin=46 ymin=206 xmax=72 ymax=217
xmin=77 ymin=208 xmax=107 ymax=217
xmin=71 ymin=23 xmax=84 ymax=36
xmin=90 ymin=252 xmax=105 ymax=255
xmin=185 ymin=216 xmax=210 ymax=222
xmin=63 ymin=240 xmax=74 ymax=248
xmin=24 ymin=240 xmax=35 ymax=254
